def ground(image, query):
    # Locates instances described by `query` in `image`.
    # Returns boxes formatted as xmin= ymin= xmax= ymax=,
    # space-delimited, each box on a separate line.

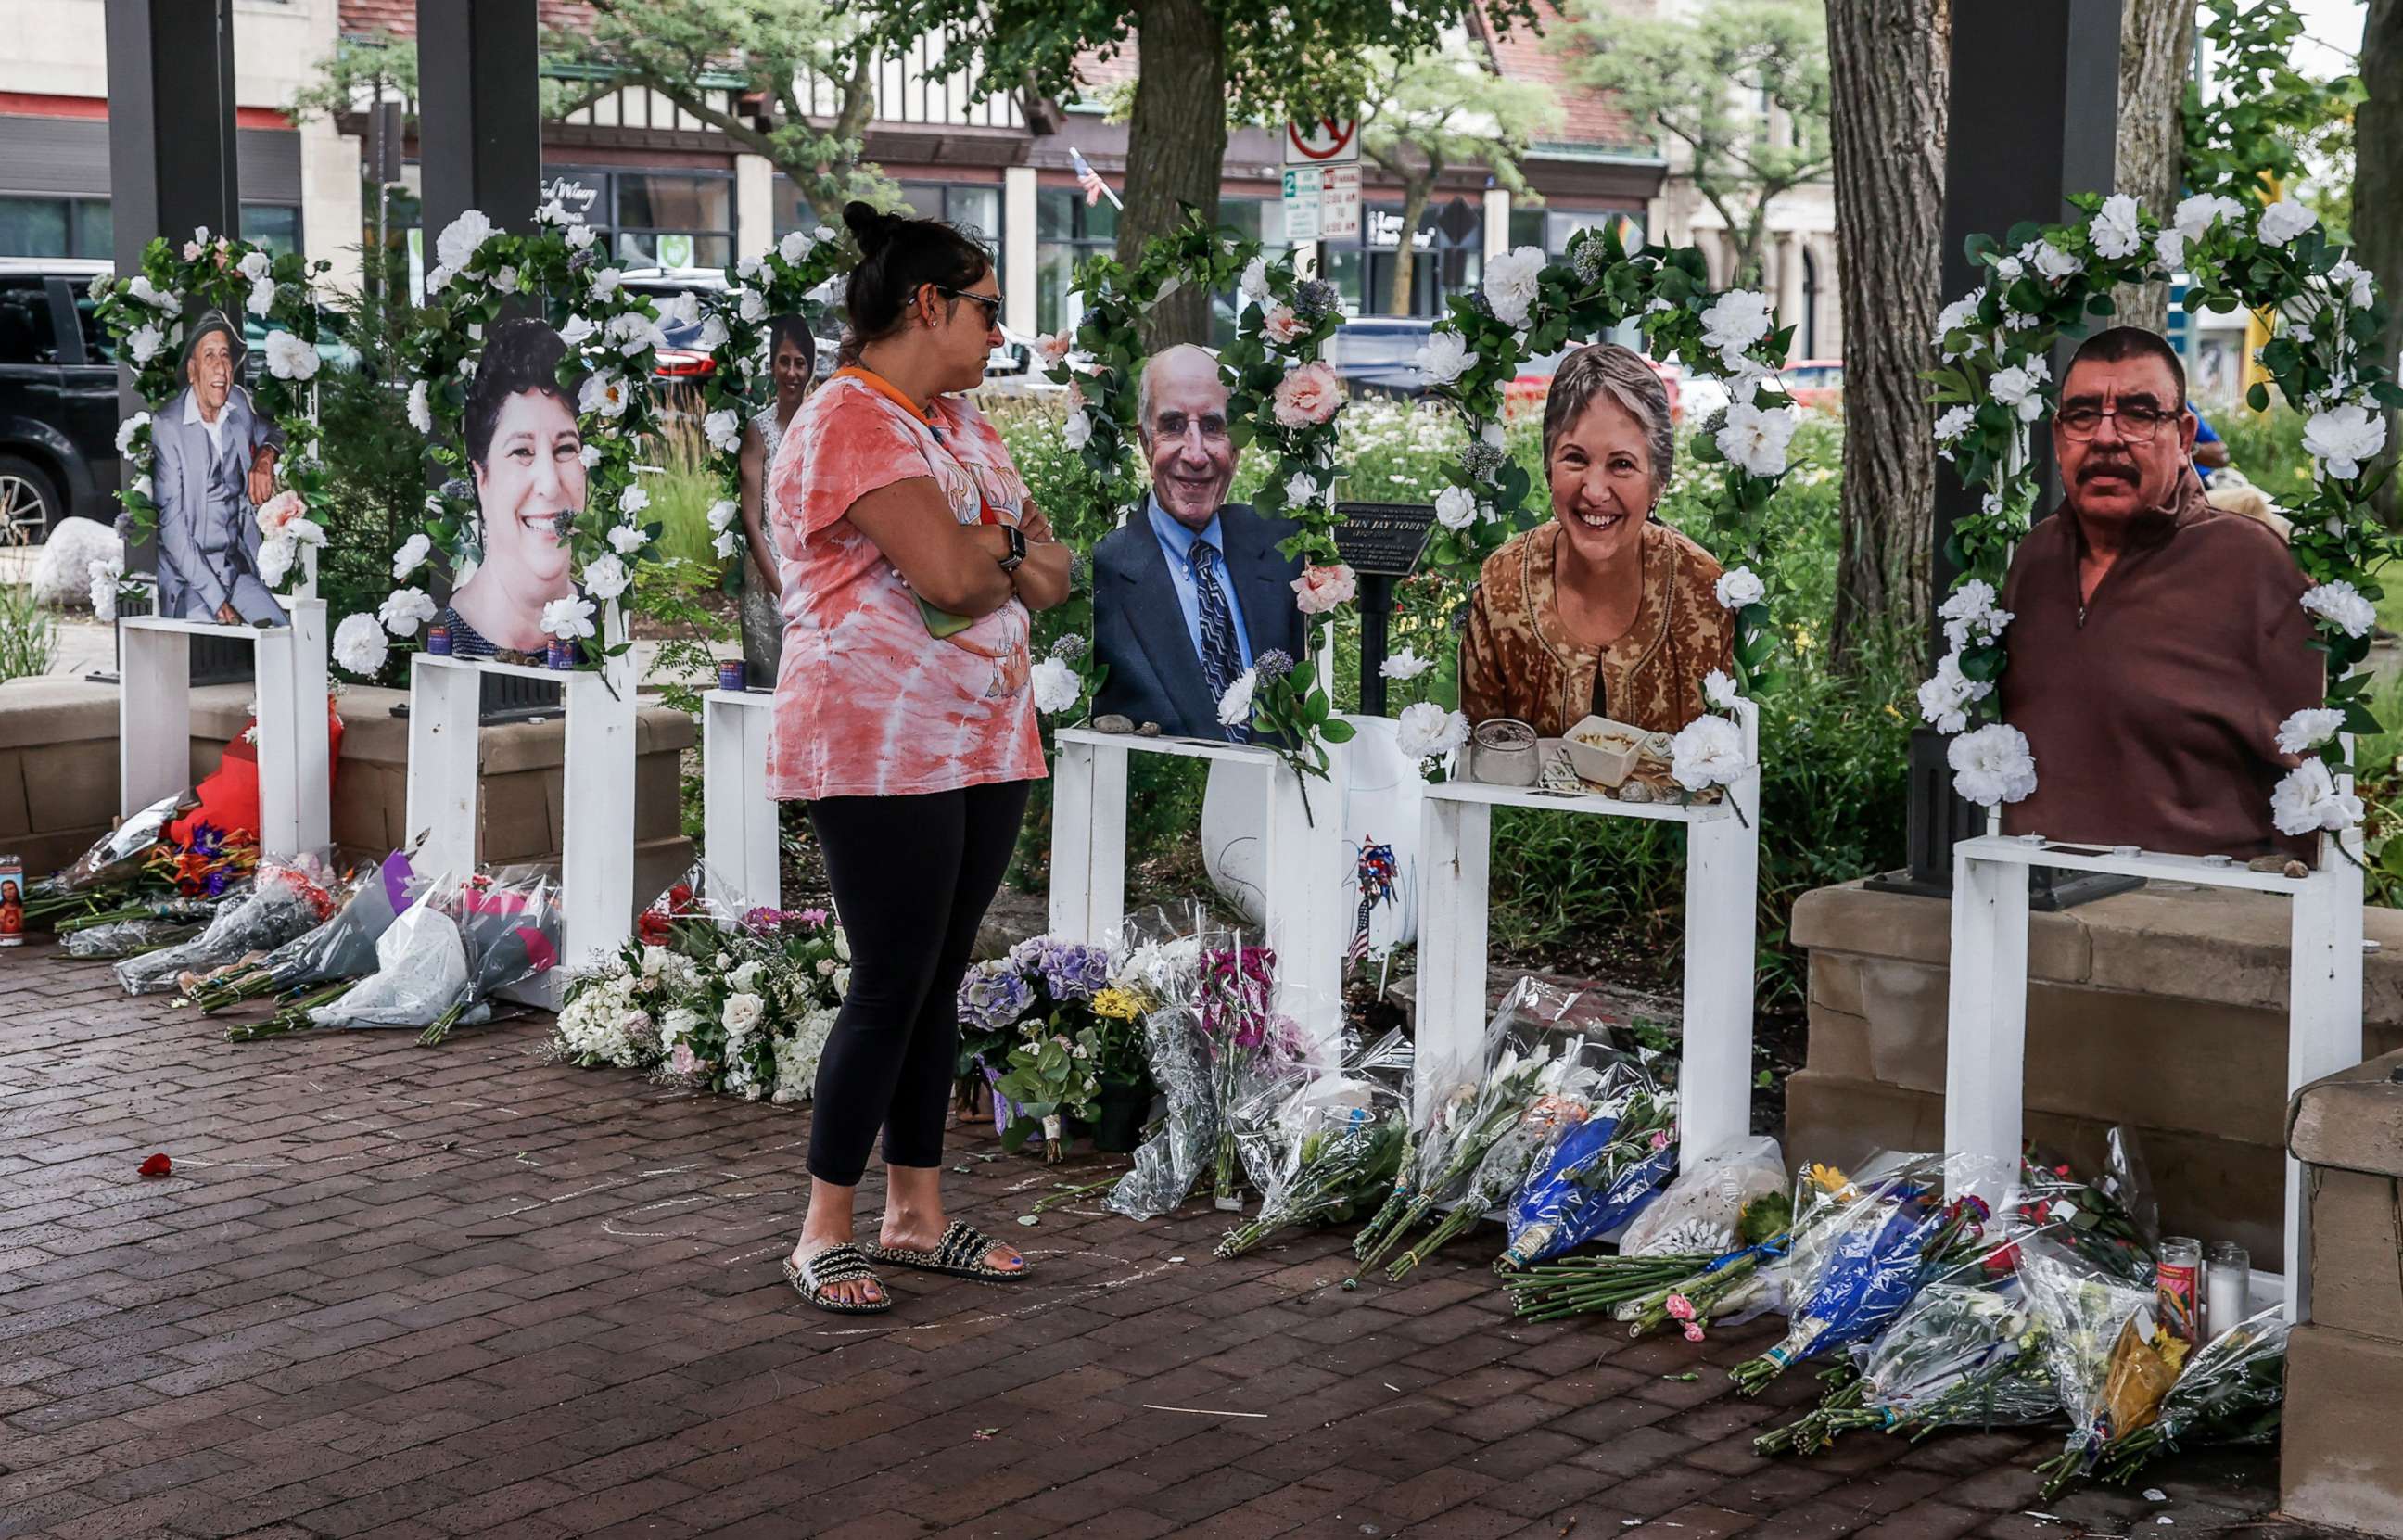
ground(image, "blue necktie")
xmin=1189 ymin=540 xmax=1249 ymax=743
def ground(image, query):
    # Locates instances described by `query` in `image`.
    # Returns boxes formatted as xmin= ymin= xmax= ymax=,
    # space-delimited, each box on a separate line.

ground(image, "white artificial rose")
xmin=1988 ymin=358 xmax=2051 ymax=422
xmin=712 ymin=530 xmax=740 ymax=560
xmin=2155 ymin=228 xmax=2190 ymax=271
xmin=257 ymin=536 xmax=295 ymax=591
xmin=582 ymin=554 xmax=630 ymax=601
xmin=697 ymin=314 xmax=730 ymax=352
xmin=1215 ymin=668 xmax=1258 ymax=729
xmin=1239 ymin=258 xmax=1271 ymax=311
xmin=1433 ymin=486 xmax=1478 ymax=530
xmin=618 ymin=484 xmax=651 ymax=517
xmin=1481 ymin=246 xmax=1546 ymax=328
xmin=541 ymin=594 xmax=598 ymax=641
xmin=2276 ymin=706 xmax=2347 ymax=757
xmin=2029 ymin=242 xmax=2082 ymax=283
xmin=738 ymin=288 xmax=768 ymax=324
xmin=2302 ymin=403 xmax=2386 ymax=480
xmin=1380 ymin=646 xmax=1433 ymax=681
xmin=116 ymin=413 xmax=150 ymax=455
xmin=1993 ymin=255 xmax=2025 ymax=281
xmin=245 ymin=277 xmax=276 ymax=318
xmin=391 ymin=532 xmax=432 ymax=581
xmin=1713 ymin=566 xmax=1765 ymax=611
xmin=2089 ymin=195 xmax=2143 ymax=261
xmin=405 ymin=379 xmax=432 ymax=435
xmin=1715 ymin=401 xmax=1799 ymax=477
xmin=1933 ymin=295 xmax=1983 ymax=351
xmin=376 ymin=587 xmax=435 ymax=637
xmin=608 ymin=523 xmax=648 ymax=555
xmin=2301 ymin=579 xmax=2377 ymax=639
xmin=238 ymin=248 xmax=273 ymax=282
xmin=1283 ymin=471 xmax=1320 ymax=508
xmin=1702 ymin=669 xmax=1741 ymax=712
xmin=778 ymin=230 xmax=808 ymax=263
xmin=1394 ymin=701 xmax=1469 ymax=762
xmin=579 ymin=370 xmax=629 ymax=420
xmin=591 ymin=267 xmax=624 ymax=299
xmin=705 ymin=499 xmax=739 ymax=534
xmin=332 ymin=612 xmax=389 ymax=678
xmin=722 ymin=991 xmax=766 ymax=1038
xmin=704 ymin=408 xmax=744 ymax=454
xmin=128 ymin=322 xmax=166 ymax=365
xmin=2257 ymin=199 xmax=2315 ymax=248
xmin=605 ymin=311 xmax=660 ymax=358
xmin=1670 ymin=715 xmax=1748 ymax=792
xmin=2327 ymin=258 xmax=2376 ymax=310
xmin=2271 ymin=758 xmax=2363 ymax=838
xmin=1063 ymin=410 xmax=1092 ymax=451
xmin=1699 ymin=289 xmax=1776 ymax=356
xmin=435 ymin=210 xmax=496 ymax=274
xmin=1417 ymin=329 xmax=1479 ymax=387
xmin=1031 ymin=656 xmax=1082 ymax=715
xmin=559 ymin=314 xmax=597 ymax=350
xmin=1948 ymin=722 xmax=2038 ymax=807
xmin=2175 ymin=193 xmax=2242 ymax=241
xmin=1915 ymin=652 xmax=1990 ymax=735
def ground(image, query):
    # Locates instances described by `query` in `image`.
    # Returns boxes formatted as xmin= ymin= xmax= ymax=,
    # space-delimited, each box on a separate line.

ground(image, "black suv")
xmin=0 ymin=258 xmax=121 ymax=540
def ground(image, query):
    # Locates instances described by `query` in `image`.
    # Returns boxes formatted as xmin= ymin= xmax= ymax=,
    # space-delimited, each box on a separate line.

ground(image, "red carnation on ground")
xmin=137 ymin=1153 xmax=172 ymax=1178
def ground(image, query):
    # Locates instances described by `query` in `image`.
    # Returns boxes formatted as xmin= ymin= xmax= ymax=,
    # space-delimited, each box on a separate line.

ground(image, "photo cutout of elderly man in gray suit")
xmin=1092 ymin=344 xmax=1306 ymax=740
xmin=148 ymin=312 xmax=286 ymax=624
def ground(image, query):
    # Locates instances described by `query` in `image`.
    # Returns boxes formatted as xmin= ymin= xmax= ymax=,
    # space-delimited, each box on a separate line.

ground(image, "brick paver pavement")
xmin=0 ymin=948 xmax=2329 ymax=1540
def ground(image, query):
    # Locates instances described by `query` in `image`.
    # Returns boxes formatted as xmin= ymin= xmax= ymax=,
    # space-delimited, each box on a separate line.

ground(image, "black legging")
xmin=805 ymin=779 xmax=1031 ymax=1186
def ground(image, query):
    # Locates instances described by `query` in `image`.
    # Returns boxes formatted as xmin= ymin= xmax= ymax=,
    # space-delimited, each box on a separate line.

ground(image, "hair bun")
xmin=843 ymin=200 xmax=899 ymax=253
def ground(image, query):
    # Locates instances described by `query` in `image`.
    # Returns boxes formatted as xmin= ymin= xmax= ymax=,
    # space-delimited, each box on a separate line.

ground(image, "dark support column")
xmin=1885 ymin=0 xmax=2125 ymax=900
xmin=104 ymin=0 xmax=241 ymax=274
xmin=415 ymin=0 xmax=542 ymax=239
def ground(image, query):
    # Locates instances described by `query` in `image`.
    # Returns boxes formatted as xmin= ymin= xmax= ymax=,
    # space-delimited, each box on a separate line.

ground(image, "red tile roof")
xmin=341 ymin=1 xmax=593 ymax=37
xmin=1480 ymin=0 xmax=1651 ymax=152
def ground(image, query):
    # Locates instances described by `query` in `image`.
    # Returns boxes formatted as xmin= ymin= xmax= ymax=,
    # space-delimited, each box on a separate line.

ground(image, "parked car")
xmin=1325 ymin=316 xmax=1433 ymax=399
xmin=1782 ymin=359 xmax=1845 ymax=411
xmin=617 ymin=268 xmax=729 ymax=396
xmin=0 ymin=258 xmax=121 ymax=539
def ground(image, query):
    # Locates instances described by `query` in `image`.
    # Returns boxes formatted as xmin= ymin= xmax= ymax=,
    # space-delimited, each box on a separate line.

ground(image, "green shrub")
xmin=0 ymin=573 xmax=57 ymax=681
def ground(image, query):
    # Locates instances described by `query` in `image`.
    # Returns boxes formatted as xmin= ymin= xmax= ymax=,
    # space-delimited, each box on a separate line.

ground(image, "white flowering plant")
xmin=1415 ymin=225 xmax=1801 ymax=705
xmin=1925 ymin=190 xmax=2396 ymax=836
xmin=90 ymin=228 xmax=334 ymax=548
xmin=695 ymin=225 xmax=853 ymax=582
xmin=393 ymin=205 xmax=683 ymax=678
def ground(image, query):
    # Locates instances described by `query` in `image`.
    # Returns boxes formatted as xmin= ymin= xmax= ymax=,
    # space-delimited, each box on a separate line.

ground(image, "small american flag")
xmin=1069 ymin=146 xmax=1121 ymax=210
xmin=1347 ymin=839 xmax=1398 ymax=968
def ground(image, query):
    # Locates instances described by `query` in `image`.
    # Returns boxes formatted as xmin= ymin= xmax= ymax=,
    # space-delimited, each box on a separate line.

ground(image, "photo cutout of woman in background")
xmin=436 ymin=317 xmax=585 ymax=658
xmin=737 ymin=315 xmax=818 ymax=684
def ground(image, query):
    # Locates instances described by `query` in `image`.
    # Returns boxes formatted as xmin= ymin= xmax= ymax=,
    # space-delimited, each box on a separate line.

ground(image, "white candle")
xmin=2206 ymin=1243 xmax=2250 ymax=1337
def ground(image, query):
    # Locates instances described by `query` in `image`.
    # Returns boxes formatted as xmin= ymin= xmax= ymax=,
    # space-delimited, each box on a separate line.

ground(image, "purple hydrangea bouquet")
xmin=958 ymin=935 xmax=1153 ymax=1162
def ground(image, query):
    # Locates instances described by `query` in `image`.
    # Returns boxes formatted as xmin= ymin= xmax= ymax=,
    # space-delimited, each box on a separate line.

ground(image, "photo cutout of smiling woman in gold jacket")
xmin=435 ymin=317 xmax=586 ymax=659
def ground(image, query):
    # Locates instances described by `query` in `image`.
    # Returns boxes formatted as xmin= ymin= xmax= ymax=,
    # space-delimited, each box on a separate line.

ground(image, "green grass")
xmin=647 ymin=417 xmax=733 ymax=577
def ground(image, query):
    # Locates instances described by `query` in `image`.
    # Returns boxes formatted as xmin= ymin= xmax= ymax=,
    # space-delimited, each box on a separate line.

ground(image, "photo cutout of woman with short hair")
xmin=435 ymin=317 xmax=586 ymax=658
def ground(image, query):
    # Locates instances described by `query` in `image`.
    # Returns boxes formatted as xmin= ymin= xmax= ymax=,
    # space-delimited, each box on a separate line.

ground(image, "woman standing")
xmin=736 ymin=315 xmax=816 ymax=685
xmin=1460 ymin=342 xmax=1732 ymax=737
xmin=768 ymin=202 xmax=1072 ymax=1314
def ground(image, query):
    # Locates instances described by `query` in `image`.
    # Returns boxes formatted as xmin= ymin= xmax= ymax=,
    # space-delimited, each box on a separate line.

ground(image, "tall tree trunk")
xmin=1825 ymin=0 xmax=1948 ymax=667
xmin=1389 ymin=175 xmax=1432 ymax=316
xmin=2113 ymin=0 xmax=2195 ymax=332
xmin=2358 ymin=0 xmax=2403 ymax=523
xmin=1119 ymin=0 xmax=1227 ymax=348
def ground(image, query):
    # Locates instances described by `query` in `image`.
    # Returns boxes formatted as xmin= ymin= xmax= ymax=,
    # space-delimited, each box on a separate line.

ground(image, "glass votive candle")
xmin=545 ymin=639 xmax=574 ymax=670
xmin=2206 ymin=1241 xmax=2251 ymax=1337
xmin=425 ymin=623 xmax=451 ymax=656
xmin=1470 ymin=719 xmax=1539 ymax=786
xmin=2155 ymin=1236 xmax=2203 ymax=1344
xmin=718 ymin=659 xmax=746 ymax=693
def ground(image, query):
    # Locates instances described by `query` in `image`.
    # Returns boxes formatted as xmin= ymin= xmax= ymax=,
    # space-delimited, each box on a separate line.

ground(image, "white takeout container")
xmin=1562 ymin=714 xmax=1645 ymax=787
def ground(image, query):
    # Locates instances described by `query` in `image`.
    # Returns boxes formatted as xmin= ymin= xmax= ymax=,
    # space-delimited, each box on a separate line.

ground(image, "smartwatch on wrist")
xmin=998 ymin=524 xmax=1027 ymax=573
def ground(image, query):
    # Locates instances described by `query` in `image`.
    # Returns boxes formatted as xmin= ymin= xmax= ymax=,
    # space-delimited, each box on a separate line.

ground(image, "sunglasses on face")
xmin=934 ymin=286 xmax=1004 ymax=325
xmin=2056 ymin=402 xmax=2178 ymax=443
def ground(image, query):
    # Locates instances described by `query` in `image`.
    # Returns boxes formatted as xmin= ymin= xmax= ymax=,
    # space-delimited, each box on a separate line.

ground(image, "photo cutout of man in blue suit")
xmin=1092 ymin=345 xmax=1306 ymax=740
xmin=148 ymin=312 xmax=286 ymax=625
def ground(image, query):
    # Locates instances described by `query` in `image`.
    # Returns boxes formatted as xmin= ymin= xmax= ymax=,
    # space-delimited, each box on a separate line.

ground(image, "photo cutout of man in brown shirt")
xmin=1997 ymin=326 xmax=2322 ymax=859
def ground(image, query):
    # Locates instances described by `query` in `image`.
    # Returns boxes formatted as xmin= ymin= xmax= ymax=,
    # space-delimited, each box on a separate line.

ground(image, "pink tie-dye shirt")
xmin=763 ymin=374 xmax=1046 ymax=800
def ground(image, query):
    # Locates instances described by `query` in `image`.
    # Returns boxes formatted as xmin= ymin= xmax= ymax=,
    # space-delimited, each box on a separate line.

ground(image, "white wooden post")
xmin=1941 ymin=843 xmax=2033 ymax=1173
xmin=701 ymin=689 xmax=779 ymax=921
xmin=286 ymin=600 xmax=331 ymax=852
xmin=1414 ymin=791 xmax=1492 ymax=1116
xmin=403 ymin=652 xmax=481 ymax=888
xmin=1678 ymin=701 xmax=1761 ymax=1162
xmin=2285 ymin=832 xmax=2364 ymax=1324
xmin=119 ymin=620 xmax=192 ymax=823
xmin=1048 ymin=734 xmax=1098 ymax=941
xmin=1259 ymin=740 xmax=1346 ymax=1055
xmin=118 ymin=614 xmax=331 ymax=861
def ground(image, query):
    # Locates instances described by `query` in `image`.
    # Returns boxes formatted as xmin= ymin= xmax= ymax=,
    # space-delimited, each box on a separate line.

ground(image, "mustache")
xmin=2078 ymin=457 xmax=2140 ymax=482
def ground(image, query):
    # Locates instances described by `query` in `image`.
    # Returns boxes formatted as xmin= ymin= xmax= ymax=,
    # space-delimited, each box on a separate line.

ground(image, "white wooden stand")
xmin=404 ymin=643 xmax=637 ymax=1008
xmin=1943 ymin=825 xmax=2365 ymax=1322
xmin=118 ymin=600 xmax=332 ymax=860
xmin=1049 ymin=726 xmax=1351 ymax=1049
xmin=1413 ymin=703 xmax=1762 ymax=1166
xmin=701 ymin=688 xmax=779 ymax=922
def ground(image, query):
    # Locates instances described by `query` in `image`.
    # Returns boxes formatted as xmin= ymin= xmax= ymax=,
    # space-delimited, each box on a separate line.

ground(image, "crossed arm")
xmin=846 ymin=478 xmax=1073 ymax=617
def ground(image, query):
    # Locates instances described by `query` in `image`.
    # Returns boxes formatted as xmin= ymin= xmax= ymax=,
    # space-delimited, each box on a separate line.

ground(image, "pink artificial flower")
xmin=1263 ymin=305 xmax=1306 ymax=344
xmin=1683 ymin=1321 xmax=1707 ymax=1343
xmin=1649 ymin=1129 xmax=1671 ymax=1152
xmin=1037 ymin=331 xmax=1074 ymax=365
xmin=255 ymin=490 xmax=307 ymax=538
xmin=1067 ymin=382 xmax=1087 ymax=411
xmin=1271 ymin=362 xmax=1342 ymax=428
xmin=670 ymin=1042 xmax=700 ymax=1075
xmin=1290 ymin=563 xmax=1358 ymax=617
xmin=1663 ymin=1292 xmax=1697 ymax=1322
xmin=797 ymin=907 xmax=830 ymax=928
xmin=183 ymin=241 xmax=204 ymax=261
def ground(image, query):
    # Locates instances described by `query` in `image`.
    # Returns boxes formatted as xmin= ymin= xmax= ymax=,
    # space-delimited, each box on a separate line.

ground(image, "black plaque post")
xmin=415 ymin=0 xmax=543 ymax=240
xmin=1332 ymin=503 xmax=1440 ymax=717
xmin=102 ymin=0 xmax=250 ymax=686
xmin=1876 ymin=0 xmax=2134 ymax=910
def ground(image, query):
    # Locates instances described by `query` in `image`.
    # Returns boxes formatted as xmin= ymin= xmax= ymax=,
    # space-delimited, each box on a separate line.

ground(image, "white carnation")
xmin=1395 ymin=701 xmax=1469 ymax=762
xmin=1702 ymin=669 xmax=1741 ymax=712
xmin=1418 ymin=329 xmax=1479 ymax=387
xmin=1715 ymin=402 xmax=1798 ymax=477
xmin=2302 ymin=403 xmax=2385 ymax=480
xmin=1938 ymin=578 xmax=2013 ymax=650
xmin=2257 ymin=199 xmax=2316 ymax=248
xmin=1216 ymin=668 xmax=1258 ymax=729
xmin=1380 ymin=646 xmax=1433 ymax=681
xmin=435 ymin=210 xmax=496 ymax=274
xmin=378 ymin=587 xmax=437 ymax=637
xmin=332 ymin=612 xmax=389 ymax=678
xmin=1482 ymin=246 xmax=1546 ymax=328
xmin=2301 ymin=579 xmax=2377 ymax=639
xmin=1916 ymin=652 xmax=1990 ymax=734
xmin=2090 ymin=195 xmax=2143 ymax=261
xmin=608 ymin=523 xmax=648 ymax=556
xmin=582 ymin=554 xmax=630 ymax=601
xmin=2276 ymin=707 xmax=2347 ymax=757
xmin=541 ymin=594 xmax=598 ymax=641
xmin=1031 ymin=656 xmax=1082 ymax=715
xmin=1669 ymin=714 xmax=1748 ymax=792
xmin=1948 ymin=723 xmax=2038 ymax=807
xmin=262 ymin=330 xmax=318 ymax=381
xmin=697 ymin=315 xmax=730 ymax=351
xmin=1713 ymin=566 xmax=1765 ymax=611
xmin=2271 ymin=758 xmax=2363 ymax=837
xmin=1699 ymin=289 xmax=1776 ymax=355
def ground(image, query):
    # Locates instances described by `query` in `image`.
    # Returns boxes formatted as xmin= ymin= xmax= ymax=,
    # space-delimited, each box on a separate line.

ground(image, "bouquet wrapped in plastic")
xmin=59 ymin=906 xmax=217 ymax=958
xmin=2014 ymin=1135 xmax=2158 ymax=1287
xmin=419 ymin=871 xmax=562 ymax=1044
xmin=1195 ymin=937 xmax=1318 ymax=1204
xmin=1498 ymin=1056 xmax=1681 ymax=1270
xmin=1728 ymin=1156 xmax=2013 ymax=1394
xmin=2071 ymin=1306 xmax=2288 ymax=1488
xmin=1756 ymin=1283 xmax=2056 ymax=1456
xmin=21 ymin=789 xmax=195 ymax=926
xmin=1619 ymin=1136 xmax=1787 ymax=1258
xmin=1352 ymin=979 xmax=1615 ymax=1283
xmin=197 ymin=850 xmax=418 ymax=1014
xmin=2019 ymin=1242 xmax=2172 ymax=1496
xmin=1217 ymin=1029 xmax=1414 ymax=1258
xmin=113 ymin=856 xmax=338 ymax=995
xmin=1105 ymin=917 xmax=1214 ymax=1221
xmin=301 ymin=887 xmax=470 ymax=1030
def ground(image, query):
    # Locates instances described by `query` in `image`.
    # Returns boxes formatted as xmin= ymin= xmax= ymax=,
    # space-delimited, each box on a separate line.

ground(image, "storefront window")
xmin=240 ymin=204 xmax=302 ymax=257
xmin=1326 ymin=201 xmax=1481 ymax=319
xmin=1510 ymin=207 xmax=1641 ymax=260
xmin=0 ymin=197 xmax=110 ymax=260
xmin=1036 ymin=187 xmax=1117 ymax=337
xmin=547 ymin=167 xmax=734 ymax=271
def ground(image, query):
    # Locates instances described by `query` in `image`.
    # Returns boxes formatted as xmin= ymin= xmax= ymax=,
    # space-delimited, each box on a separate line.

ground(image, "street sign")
xmin=1320 ymin=164 xmax=1361 ymax=241
xmin=1281 ymin=166 xmax=1322 ymax=243
xmin=1284 ymin=117 xmax=1360 ymax=166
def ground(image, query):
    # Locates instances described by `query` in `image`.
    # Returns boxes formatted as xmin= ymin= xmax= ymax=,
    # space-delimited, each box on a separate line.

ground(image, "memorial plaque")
xmin=1332 ymin=502 xmax=1437 ymax=578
